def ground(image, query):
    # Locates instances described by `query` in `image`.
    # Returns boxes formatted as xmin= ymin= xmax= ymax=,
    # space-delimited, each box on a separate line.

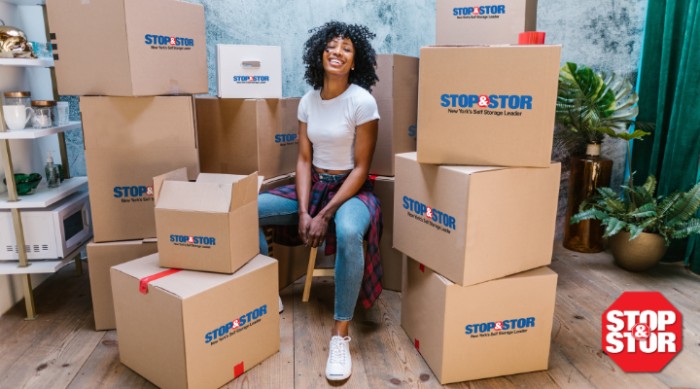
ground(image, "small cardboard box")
xmin=217 ymin=45 xmax=282 ymax=98
xmin=393 ymin=152 xmax=560 ymax=286
xmin=370 ymin=54 xmax=419 ymax=176
xmin=154 ymin=168 xmax=260 ymax=274
xmin=111 ymin=253 xmax=279 ymax=389
xmin=47 ymin=0 xmax=207 ymax=96
xmin=436 ymin=0 xmax=538 ymax=45
xmin=87 ymin=239 xmax=158 ymax=331
xmin=417 ymin=45 xmax=561 ymax=167
xmin=401 ymin=258 xmax=557 ymax=384
xmin=80 ymin=96 xmax=200 ymax=243
xmin=196 ymin=97 xmax=300 ymax=179
xmin=372 ymin=176 xmax=404 ymax=291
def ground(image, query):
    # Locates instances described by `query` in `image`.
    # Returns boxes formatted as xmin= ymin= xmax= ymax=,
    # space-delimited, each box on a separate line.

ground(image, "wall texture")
xmin=64 ymin=0 xmax=648 ymax=236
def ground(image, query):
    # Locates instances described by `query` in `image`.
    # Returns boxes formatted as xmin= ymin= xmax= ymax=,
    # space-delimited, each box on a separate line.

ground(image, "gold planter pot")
xmin=609 ymin=231 xmax=667 ymax=272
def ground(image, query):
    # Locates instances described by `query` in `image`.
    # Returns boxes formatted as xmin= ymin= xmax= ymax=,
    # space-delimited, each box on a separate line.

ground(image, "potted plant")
xmin=570 ymin=175 xmax=700 ymax=271
xmin=555 ymin=62 xmax=649 ymax=253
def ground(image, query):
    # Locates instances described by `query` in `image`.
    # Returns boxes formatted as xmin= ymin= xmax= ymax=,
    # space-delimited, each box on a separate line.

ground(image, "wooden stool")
xmin=302 ymin=247 xmax=333 ymax=302
xmin=302 ymin=242 xmax=366 ymax=302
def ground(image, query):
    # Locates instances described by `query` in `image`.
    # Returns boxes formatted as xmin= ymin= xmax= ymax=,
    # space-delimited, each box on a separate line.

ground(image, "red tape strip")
xmin=414 ymin=338 xmax=420 ymax=351
xmin=419 ymin=264 xmax=425 ymax=273
xmin=139 ymin=269 xmax=182 ymax=294
xmin=234 ymin=361 xmax=245 ymax=378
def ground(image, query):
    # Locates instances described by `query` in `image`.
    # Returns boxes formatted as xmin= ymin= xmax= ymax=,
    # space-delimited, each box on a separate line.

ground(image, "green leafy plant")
xmin=571 ymin=175 xmax=700 ymax=245
xmin=555 ymin=62 xmax=648 ymax=154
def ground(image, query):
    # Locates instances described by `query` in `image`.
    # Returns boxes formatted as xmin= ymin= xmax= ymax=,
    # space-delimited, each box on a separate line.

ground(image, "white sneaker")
xmin=278 ymin=296 xmax=284 ymax=313
xmin=325 ymin=335 xmax=352 ymax=381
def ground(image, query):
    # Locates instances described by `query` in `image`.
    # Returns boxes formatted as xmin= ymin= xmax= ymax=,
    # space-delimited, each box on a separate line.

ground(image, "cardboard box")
xmin=80 ymin=96 xmax=200 ymax=243
xmin=86 ymin=239 xmax=158 ymax=330
xmin=196 ymin=97 xmax=300 ymax=179
xmin=111 ymin=253 xmax=279 ymax=389
xmin=401 ymin=258 xmax=557 ymax=384
xmin=153 ymin=168 xmax=260 ymax=274
xmin=436 ymin=0 xmax=538 ymax=45
xmin=370 ymin=54 xmax=419 ymax=176
xmin=417 ymin=45 xmax=561 ymax=167
xmin=47 ymin=0 xmax=207 ymax=96
xmin=372 ymin=176 xmax=404 ymax=291
xmin=217 ymin=45 xmax=282 ymax=98
xmin=393 ymin=152 xmax=560 ymax=286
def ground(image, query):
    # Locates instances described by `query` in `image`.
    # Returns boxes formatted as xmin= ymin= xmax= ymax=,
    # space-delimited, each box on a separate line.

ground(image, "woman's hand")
xmin=306 ymin=214 xmax=330 ymax=248
xmin=298 ymin=212 xmax=313 ymax=246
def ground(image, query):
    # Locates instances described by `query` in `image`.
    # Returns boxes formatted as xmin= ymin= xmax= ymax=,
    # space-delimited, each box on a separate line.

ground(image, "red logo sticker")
xmin=187 ymin=236 xmax=194 ymax=244
xmin=602 ymin=291 xmax=682 ymax=372
xmin=169 ymin=36 xmax=176 ymax=46
xmin=425 ymin=206 xmax=433 ymax=219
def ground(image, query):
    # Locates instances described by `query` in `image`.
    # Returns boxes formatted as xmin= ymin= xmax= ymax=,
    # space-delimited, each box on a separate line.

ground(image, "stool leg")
xmin=302 ymin=247 xmax=318 ymax=302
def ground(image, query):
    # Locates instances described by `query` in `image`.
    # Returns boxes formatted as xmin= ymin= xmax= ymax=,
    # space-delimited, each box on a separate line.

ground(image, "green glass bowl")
xmin=3 ymin=173 xmax=42 ymax=195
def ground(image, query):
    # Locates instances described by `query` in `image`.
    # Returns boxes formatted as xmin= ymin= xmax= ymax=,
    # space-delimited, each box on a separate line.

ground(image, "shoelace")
xmin=329 ymin=336 xmax=351 ymax=364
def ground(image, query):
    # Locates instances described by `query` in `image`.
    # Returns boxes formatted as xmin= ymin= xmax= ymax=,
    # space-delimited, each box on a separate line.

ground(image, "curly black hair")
xmin=302 ymin=21 xmax=379 ymax=92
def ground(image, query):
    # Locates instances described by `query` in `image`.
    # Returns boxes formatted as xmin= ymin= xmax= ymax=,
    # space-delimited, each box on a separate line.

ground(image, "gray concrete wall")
xmin=65 ymin=0 xmax=648 ymax=236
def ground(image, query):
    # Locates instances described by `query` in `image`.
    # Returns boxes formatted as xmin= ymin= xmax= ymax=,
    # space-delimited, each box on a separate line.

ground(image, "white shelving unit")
xmin=0 ymin=175 xmax=87 ymax=208
xmin=0 ymin=57 xmax=53 ymax=67
xmin=0 ymin=121 xmax=79 ymax=140
xmin=1 ymin=0 xmax=85 ymax=319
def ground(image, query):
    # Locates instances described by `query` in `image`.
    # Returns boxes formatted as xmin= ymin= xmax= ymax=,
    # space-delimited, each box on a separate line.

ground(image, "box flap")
xmin=112 ymin=253 xmax=276 ymax=300
xmin=229 ymin=172 xmax=261 ymax=210
xmin=156 ymin=180 xmax=232 ymax=213
xmin=153 ymin=167 xmax=189 ymax=203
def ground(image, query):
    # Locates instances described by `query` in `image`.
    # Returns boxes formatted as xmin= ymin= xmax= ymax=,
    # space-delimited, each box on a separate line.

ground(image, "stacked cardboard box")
xmin=367 ymin=54 xmax=419 ymax=291
xmin=395 ymin=8 xmax=563 ymax=383
xmin=47 ymin=1 xmax=280 ymax=387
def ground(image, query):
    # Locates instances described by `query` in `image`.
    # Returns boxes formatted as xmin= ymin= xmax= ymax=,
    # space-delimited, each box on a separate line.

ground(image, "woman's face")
xmin=322 ymin=36 xmax=355 ymax=78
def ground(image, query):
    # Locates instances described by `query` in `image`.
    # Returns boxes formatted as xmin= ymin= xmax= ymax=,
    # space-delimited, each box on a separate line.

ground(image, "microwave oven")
xmin=0 ymin=190 xmax=93 ymax=260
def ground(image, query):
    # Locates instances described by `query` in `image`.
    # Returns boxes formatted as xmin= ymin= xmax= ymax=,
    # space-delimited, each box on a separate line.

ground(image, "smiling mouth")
xmin=329 ymin=59 xmax=344 ymax=66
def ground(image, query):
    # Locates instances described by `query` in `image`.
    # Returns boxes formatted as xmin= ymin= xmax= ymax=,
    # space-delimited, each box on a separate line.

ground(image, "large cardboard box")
xmin=80 ymin=96 xmax=200 ymax=243
xmin=86 ymin=239 xmax=158 ymax=330
xmin=154 ymin=168 xmax=260 ymax=274
xmin=47 ymin=0 xmax=207 ymax=96
xmin=393 ymin=153 xmax=560 ymax=286
xmin=401 ymin=258 xmax=557 ymax=384
xmin=196 ymin=97 xmax=300 ymax=179
xmin=417 ymin=45 xmax=561 ymax=167
xmin=217 ymin=45 xmax=282 ymax=98
xmin=111 ymin=253 xmax=279 ymax=389
xmin=370 ymin=54 xmax=419 ymax=176
xmin=436 ymin=0 xmax=538 ymax=45
xmin=373 ymin=176 xmax=403 ymax=291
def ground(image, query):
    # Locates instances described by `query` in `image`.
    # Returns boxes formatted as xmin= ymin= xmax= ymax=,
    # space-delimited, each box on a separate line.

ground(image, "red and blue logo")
xmin=465 ymin=317 xmax=536 ymax=335
xmin=403 ymin=195 xmax=456 ymax=230
xmin=113 ymin=185 xmax=153 ymax=199
xmin=144 ymin=34 xmax=195 ymax=47
xmin=170 ymin=234 xmax=216 ymax=247
xmin=233 ymin=75 xmax=270 ymax=84
xmin=205 ymin=304 xmax=268 ymax=345
xmin=440 ymin=94 xmax=533 ymax=110
xmin=453 ymin=5 xmax=506 ymax=17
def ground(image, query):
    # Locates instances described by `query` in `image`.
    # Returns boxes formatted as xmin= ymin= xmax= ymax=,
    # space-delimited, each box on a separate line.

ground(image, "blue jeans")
xmin=258 ymin=184 xmax=370 ymax=321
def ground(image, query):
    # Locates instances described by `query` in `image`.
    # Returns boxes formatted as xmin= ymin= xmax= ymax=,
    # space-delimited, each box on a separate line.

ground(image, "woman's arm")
xmin=296 ymin=121 xmax=314 ymax=244
xmin=306 ymin=118 xmax=379 ymax=248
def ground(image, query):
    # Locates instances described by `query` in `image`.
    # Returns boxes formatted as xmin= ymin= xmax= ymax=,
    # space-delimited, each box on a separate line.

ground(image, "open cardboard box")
xmin=153 ymin=168 xmax=262 ymax=274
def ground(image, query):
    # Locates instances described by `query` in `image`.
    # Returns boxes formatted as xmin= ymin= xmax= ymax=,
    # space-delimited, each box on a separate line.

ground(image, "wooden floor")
xmin=1 ymin=243 xmax=699 ymax=389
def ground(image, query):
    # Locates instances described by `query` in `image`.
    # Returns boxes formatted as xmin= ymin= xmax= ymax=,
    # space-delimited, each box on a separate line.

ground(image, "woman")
xmin=257 ymin=21 xmax=382 ymax=381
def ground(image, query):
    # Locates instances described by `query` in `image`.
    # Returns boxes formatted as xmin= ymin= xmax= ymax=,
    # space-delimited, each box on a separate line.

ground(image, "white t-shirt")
xmin=298 ymin=84 xmax=380 ymax=170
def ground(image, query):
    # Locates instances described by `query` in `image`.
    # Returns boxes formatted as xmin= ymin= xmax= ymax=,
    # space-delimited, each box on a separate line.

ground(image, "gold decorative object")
xmin=609 ymin=231 xmax=667 ymax=272
xmin=0 ymin=19 xmax=36 ymax=59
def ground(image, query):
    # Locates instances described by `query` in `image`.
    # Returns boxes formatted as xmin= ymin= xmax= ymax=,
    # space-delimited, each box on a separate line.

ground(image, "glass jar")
xmin=3 ymin=91 xmax=31 ymax=108
xmin=31 ymin=100 xmax=57 ymax=128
